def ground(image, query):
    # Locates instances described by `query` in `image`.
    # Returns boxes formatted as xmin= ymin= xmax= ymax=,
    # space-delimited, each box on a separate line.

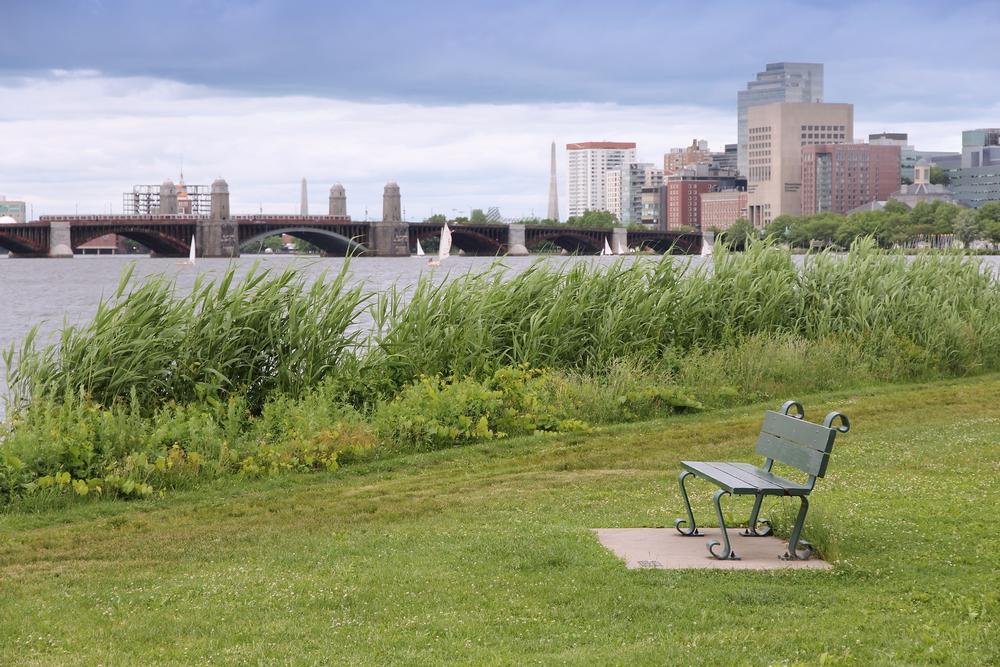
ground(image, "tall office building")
xmin=566 ymin=141 xmax=636 ymax=218
xmin=746 ymin=102 xmax=853 ymax=227
xmin=737 ymin=62 xmax=823 ymax=177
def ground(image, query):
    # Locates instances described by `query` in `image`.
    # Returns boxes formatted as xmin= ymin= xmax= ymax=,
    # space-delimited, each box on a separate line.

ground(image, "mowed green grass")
xmin=1 ymin=376 xmax=998 ymax=665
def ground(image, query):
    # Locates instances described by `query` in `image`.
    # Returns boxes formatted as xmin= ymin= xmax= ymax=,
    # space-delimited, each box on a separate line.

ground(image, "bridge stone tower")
xmin=369 ymin=181 xmax=409 ymax=256
xmin=329 ymin=183 xmax=347 ymax=217
xmin=197 ymin=178 xmax=239 ymax=257
xmin=159 ymin=180 xmax=178 ymax=215
xmin=382 ymin=181 xmax=402 ymax=222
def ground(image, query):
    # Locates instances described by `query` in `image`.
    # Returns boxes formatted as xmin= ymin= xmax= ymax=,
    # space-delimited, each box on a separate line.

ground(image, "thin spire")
xmin=546 ymin=140 xmax=559 ymax=222
xmin=300 ymin=177 xmax=308 ymax=216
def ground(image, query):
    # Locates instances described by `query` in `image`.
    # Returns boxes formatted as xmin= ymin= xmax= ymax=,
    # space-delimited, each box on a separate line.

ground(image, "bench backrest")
xmin=755 ymin=401 xmax=850 ymax=479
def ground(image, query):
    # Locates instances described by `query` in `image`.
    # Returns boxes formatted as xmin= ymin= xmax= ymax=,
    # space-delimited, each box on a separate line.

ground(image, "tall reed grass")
xmin=6 ymin=239 xmax=1000 ymax=419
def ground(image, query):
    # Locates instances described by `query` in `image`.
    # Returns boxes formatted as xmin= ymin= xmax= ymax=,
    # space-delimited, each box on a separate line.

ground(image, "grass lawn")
xmin=1 ymin=375 xmax=998 ymax=665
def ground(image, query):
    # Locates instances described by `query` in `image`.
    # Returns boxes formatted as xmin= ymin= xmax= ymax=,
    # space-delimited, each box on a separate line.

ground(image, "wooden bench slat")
xmin=726 ymin=462 xmax=812 ymax=495
xmin=681 ymin=461 xmax=789 ymax=495
xmin=755 ymin=432 xmax=830 ymax=477
xmin=761 ymin=411 xmax=836 ymax=453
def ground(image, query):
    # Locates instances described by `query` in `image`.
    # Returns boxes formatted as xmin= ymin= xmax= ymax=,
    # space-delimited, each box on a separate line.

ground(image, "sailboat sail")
xmin=439 ymin=223 xmax=453 ymax=259
xmin=602 ymin=238 xmax=613 ymax=256
xmin=189 ymin=235 xmax=197 ymax=264
xmin=416 ymin=239 xmax=425 ymax=256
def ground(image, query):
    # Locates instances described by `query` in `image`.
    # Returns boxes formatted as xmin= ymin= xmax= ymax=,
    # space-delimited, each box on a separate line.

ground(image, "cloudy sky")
xmin=2 ymin=0 xmax=999 ymax=219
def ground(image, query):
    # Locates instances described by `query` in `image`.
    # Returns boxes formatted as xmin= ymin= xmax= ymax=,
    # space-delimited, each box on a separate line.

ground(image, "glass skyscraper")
xmin=737 ymin=62 xmax=823 ymax=177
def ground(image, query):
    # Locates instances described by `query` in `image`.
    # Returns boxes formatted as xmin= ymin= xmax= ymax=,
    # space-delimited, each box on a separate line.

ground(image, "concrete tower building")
xmin=566 ymin=141 xmax=636 ymax=218
xmin=745 ymin=101 xmax=853 ymax=227
xmin=300 ymin=178 xmax=308 ymax=215
xmin=737 ymin=62 xmax=824 ymax=177
xmin=382 ymin=182 xmax=402 ymax=222
xmin=329 ymin=183 xmax=347 ymax=217
xmin=547 ymin=141 xmax=559 ymax=221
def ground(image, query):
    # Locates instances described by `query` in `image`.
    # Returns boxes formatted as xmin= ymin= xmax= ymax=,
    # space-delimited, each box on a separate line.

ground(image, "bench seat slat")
xmin=755 ymin=432 xmax=830 ymax=477
xmin=725 ymin=462 xmax=812 ymax=495
xmin=681 ymin=461 xmax=804 ymax=495
xmin=761 ymin=411 xmax=835 ymax=453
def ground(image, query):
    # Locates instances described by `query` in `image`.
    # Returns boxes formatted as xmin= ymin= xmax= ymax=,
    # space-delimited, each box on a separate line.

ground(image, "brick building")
xmin=665 ymin=177 xmax=718 ymax=230
xmin=801 ymin=143 xmax=900 ymax=215
xmin=699 ymin=190 xmax=749 ymax=231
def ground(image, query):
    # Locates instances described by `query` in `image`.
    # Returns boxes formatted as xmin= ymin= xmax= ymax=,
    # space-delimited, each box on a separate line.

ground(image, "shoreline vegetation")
xmin=2 ymin=239 xmax=999 ymax=510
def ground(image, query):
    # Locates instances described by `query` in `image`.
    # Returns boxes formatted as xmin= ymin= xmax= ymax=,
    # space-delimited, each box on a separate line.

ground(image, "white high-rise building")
xmin=566 ymin=141 xmax=636 ymax=218
xmin=737 ymin=62 xmax=823 ymax=177
xmin=604 ymin=170 xmax=623 ymax=223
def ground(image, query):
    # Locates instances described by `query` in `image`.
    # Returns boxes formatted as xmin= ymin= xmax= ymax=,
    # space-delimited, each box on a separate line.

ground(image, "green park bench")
xmin=675 ymin=401 xmax=850 ymax=561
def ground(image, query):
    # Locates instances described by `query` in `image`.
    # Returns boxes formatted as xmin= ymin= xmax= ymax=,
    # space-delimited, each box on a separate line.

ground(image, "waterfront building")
xmin=801 ymin=143 xmax=900 ymax=215
xmin=640 ymin=185 xmax=667 ymax=228
xmin=622 ymin=163 xmax=661 ymax=224
xmin=0 ymin=196 xmax=27 ymax=223
xmin=604 ymin=170 xmax=623 ymax=223
xmin=737 ymin=62 xmax=823 ymax=176
xmin=746 ymin=101 xmax=853 ymax=227
xmin=566 ymin=141 xmax=636 ymax=218
xmin=944 ymin=129 xmax=1000 ymax=208
xmin=700 ymin=189 xmax=748 ymax=232
xmin=869 ymin=132 xmax=961 ymax=183
xmin=665 ymin=176 xmax=718 ymax=230
xmin=847 ymin=158 xmax=958 ymax=214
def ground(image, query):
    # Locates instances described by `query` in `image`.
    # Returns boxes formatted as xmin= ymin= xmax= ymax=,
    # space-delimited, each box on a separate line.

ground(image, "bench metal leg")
xmin=707 ymin=489 xmax=740 ymax=560
xmin=781 ymin=496 xmax=814 ymax=561
xmin=674 ymin=470 xmax=701 ymax=536
xmin=741 ymin=493 xmax=773 ymax=537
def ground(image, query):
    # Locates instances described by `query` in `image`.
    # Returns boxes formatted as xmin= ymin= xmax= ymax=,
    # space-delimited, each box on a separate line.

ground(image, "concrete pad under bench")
xmin=594 ymin=528 xmax=832 ymax=570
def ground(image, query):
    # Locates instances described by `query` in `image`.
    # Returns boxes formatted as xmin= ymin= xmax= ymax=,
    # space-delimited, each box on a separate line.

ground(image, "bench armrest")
xmin=822 ymin=411 xmax=850 ymax=433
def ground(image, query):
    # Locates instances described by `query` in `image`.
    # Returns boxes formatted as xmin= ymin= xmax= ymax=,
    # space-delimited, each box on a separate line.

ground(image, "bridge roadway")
xmin=0 ymin=215 xmax=702 ymax=257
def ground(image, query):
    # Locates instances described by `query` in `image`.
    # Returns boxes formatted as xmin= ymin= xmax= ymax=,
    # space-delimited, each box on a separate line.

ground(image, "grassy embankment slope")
xmin=1 ymin=375 xmax=998 ymax=665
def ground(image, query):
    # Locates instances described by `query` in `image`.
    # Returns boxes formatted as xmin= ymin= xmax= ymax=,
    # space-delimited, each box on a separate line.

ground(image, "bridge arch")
xmin=72 ymin=226 xmax=191 ymax=256
xmin=526 ymin=230 xmax=604 ymax=254
xmin=240 ymin=226 xmax=368 ymax=257
xmin=410 ymin=227 xmax=505 ymax=255
xmin=0 ymin=232 xmax=46 ymax=255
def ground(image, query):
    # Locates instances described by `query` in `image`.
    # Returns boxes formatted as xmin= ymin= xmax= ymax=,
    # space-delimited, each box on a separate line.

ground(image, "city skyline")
xmin=2 ymin=1 xmax=999 ymax=218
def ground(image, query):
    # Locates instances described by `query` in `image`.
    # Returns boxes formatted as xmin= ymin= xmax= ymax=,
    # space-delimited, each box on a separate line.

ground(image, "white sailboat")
xmin=415 ymin=238 xmax=425 ymax=257
xmin=700 ymin=230 xmax=715 ymax=257
xmin=427 ymin=223 xmax=452 ymax=266
xmin=601 ymin=238 xmax=614 ymax=256
xmin=178 ymin=235 xmax=196 ymax=266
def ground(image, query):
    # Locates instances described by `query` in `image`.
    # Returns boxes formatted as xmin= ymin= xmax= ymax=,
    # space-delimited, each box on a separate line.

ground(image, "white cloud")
xmin=1 ymin=72 xmax=734 ymax=219
xmin=1 ymin=71 xmax=995 ymax=220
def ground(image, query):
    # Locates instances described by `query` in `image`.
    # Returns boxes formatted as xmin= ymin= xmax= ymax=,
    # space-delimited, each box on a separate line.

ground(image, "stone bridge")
xmin=0 ymin=218 xmax=701 ymax=258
